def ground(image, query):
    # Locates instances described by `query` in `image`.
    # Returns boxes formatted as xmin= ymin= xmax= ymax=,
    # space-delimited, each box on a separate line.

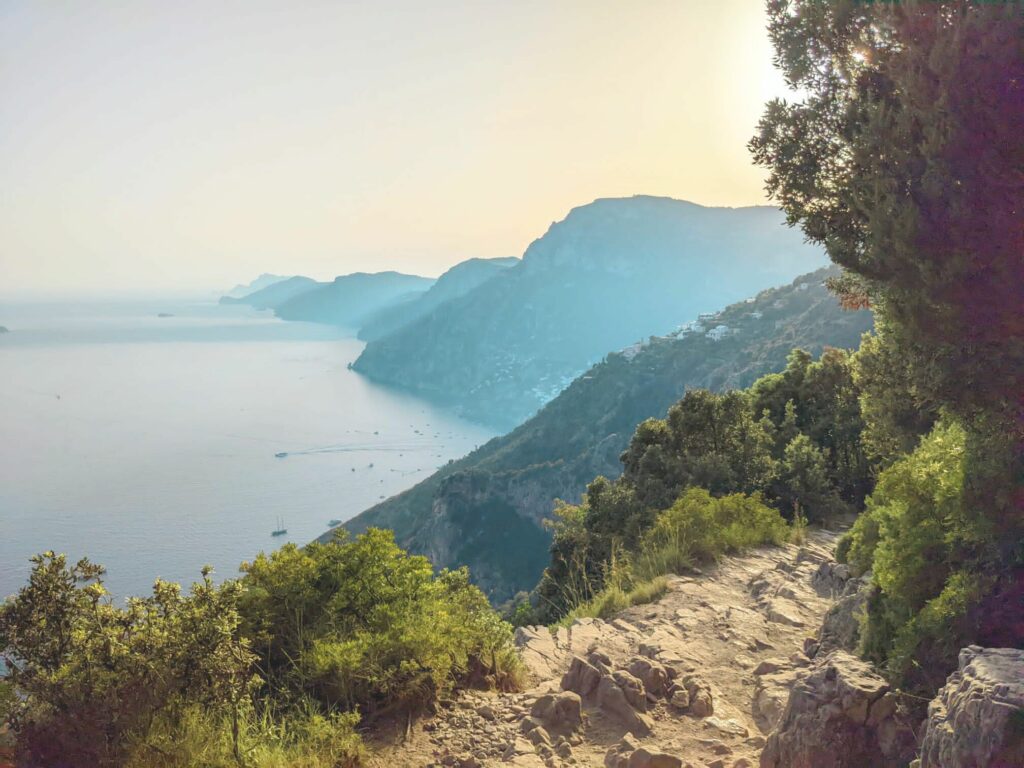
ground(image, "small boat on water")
xmin=271 ymin=517 xmax=287 ymax=537
xmin=328 ymin=519 xmax=342 ymax=527
xmin=275 ymin=452 xmax=288 ymax=458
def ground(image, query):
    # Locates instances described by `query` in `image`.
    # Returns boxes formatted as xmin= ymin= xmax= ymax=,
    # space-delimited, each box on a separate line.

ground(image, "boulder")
xmin=514 ymin=626 xmax=565 ymax=678
xmin=812 ymin=580 xmax=870 ymax=658
xmin=810 ymin=561 xmax=853 ymax=597
xmin=628 ymin=657 xmax=670 ymax=696
xmin=604 ymin=736 xmax=683 ymax=768
xmin=613 ymin=669 xmax=648 ymax=712
xmin=604 ymin=735 xmax=641 ymax=768
xmin=669 ymin=687 xmax=690 ymax=710
xmin=561 ymin=655 xmax=603 ymax=699
xmin=760 ymin=651 xmax=917 ymax=768
xmin=752 ymin=671 xmax=800 ymax=732
xmin=626 ymin=747 xmax=684 ymax=768
xmin=918 ymin=646 xmax=1024 ymax=768
xmin=680 ymin=674 xmax=714 ymax=717
xmin=530 ymin=691 xmax=583 ymax=732
xmin=596 ymin=674 xmax=654 ymax=735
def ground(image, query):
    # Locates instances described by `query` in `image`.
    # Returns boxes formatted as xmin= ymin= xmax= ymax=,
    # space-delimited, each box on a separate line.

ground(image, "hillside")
xmin=273 ymin=271 xmax=435 ymax=328
xmin=338 ymin=268 xmax=873 ymax=600
xmin=357 ymin=257 xmax=519 ymax=341
xmin=351 ymin=196 xmax=828 ymax=429
xmin=219 ymin=275 xmax=323 ymax=309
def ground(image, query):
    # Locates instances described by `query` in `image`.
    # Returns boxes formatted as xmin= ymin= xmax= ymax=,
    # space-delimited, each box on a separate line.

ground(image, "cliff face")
xmin=351 ymin=197 xmax=828 ymax=430
xmin=339 ymin=268 xmax=874 ymax=601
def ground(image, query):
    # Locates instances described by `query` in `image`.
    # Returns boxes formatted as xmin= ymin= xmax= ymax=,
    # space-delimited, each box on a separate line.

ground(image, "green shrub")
xmin=128 ymin=702 xmax=362 ymax=768
xmin=555 ymin=576 xmax=670 ymax=628
xmin=0 ymin=554 xmax=255 ymax=768
xmin=240 ymin=528 xmax=523 ymax=714
xmin=638 ymin=488 xmax=789 ymax=570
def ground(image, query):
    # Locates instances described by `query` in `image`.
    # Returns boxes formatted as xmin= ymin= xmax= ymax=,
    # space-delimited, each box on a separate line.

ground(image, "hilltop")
xmin=351 ymin=197 xmax=827 ymax=429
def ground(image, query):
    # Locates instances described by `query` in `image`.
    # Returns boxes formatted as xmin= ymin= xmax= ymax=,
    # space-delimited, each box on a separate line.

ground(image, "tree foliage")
xmin=753 ymin=0 xmax=1024 ymax=690
xmin=0 ymin=554 xmax=255 ymax=767
xmin=534 ymin=347 xmax=869 ymax=621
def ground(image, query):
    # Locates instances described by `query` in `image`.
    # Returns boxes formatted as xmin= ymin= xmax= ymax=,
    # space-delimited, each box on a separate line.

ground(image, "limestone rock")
xmin=628 ymin=656 xmax=670 ymax=696
xmin=561 ymin=655 xmax=603 ymax=699
xmin=752 ymin=670 xmax=799 ymax=732
xmin=626 ymin=746 xmax=684 ymax=768
xmin=530 ymin=691 xmax=583 ymax=732
xmin=596 ymin=674 xmax=654 ymax=735
xmin=613 ymin=669 xmax=648 ymax=712
xmin=680 ymin=674 xmax=714 ymax=717
xmin=515 ymin=626 xmax=565 ymax=679
xmin=918 ymin=646 xmax=1024 ymax=768
xmin=760 ymin=651 xmax=918 ymax=768
xmin=812 ymin=579 xmax=870 ymax=658
xmin=669 ymin=687 xmax=690 ymax=710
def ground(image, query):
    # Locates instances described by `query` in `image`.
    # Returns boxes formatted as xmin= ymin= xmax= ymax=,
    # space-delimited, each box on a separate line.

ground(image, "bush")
xmin=240 ymin=528 xmax=523 ymax=714
xmin=0 ymin=554 xmax=255 ymax=767
xmin=637 ymin=488 xmax=789 ymax=571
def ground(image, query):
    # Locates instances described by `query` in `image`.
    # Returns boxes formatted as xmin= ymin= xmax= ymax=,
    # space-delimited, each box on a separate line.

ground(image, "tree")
xmin=752 ymin=0 xmax=1024 ymax=684
xmin=774 ymin=434 xmax=845 ymax=522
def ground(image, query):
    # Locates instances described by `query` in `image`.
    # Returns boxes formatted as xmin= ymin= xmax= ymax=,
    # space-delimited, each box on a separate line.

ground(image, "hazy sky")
xmin=1 ymin=1 xmax=788 ymax=296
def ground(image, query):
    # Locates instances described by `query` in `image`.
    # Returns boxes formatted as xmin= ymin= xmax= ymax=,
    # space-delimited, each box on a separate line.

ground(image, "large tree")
xmin=751 ymin=0 xmax=1023 ymax=684
xmin=751 ymin=0 xmax=1023 ymax=430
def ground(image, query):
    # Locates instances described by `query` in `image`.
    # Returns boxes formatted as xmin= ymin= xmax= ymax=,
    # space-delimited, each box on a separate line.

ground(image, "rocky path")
xmin=365 ymin=530 xmax=853 ymax=768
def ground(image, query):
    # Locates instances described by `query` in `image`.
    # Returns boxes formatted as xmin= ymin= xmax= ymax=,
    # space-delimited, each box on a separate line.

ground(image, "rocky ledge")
xmin=916 ymin=646 xmax=1024 ymax=768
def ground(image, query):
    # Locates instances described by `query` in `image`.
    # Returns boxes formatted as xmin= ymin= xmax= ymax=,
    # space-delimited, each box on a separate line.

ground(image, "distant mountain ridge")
xmin=358 ymin=257 xmax=519 ymax=342
xmin=337 ymin=268 xmax=873 ymax=600
xmin=219 ymin=276 xmax=325 ymax=309
xmin=273 ymin=271 xmax=435 ymax=329
xmin=223 ymin=273 xmax=290 ymax=299
xmin=351 ymin=196 xmax=828 ymax=429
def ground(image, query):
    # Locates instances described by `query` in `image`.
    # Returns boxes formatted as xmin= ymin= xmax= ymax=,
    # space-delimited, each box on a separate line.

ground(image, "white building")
xmin=706 ymin=324 xmax=732 ymax=342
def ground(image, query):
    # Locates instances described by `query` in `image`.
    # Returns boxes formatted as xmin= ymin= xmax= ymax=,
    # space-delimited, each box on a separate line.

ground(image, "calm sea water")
xmin=0 ymin=299 xmax=495 ymax=600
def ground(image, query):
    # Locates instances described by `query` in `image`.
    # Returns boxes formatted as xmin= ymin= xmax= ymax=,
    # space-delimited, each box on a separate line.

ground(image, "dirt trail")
xmin=365 ymin=530 xmax=848 ymax=768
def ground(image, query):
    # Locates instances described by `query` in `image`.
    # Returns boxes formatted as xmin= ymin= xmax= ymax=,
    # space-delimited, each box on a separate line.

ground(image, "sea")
xmin=0 ymin=298 xmax=496 ymax=601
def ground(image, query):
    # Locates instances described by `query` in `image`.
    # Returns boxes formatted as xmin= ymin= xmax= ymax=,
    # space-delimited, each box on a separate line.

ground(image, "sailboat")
xmin=271 ymin=517 xmax=288 ymax=537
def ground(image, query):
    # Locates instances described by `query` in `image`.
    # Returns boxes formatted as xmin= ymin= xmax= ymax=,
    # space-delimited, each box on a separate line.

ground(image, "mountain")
xmin=219 ymin=276 xmax=324 ymax=309
xmin=358 ymin=257 xmax=519 ymax=342
xmin=273 ymin=271 xmax=435 ymax=329
xmin=351 ymin=197 xmax=828 ymax=430
xmin=223 ymin=273 xmax=291 ymax=299
xmin=336 ymin=268 xmax=873 ymax=600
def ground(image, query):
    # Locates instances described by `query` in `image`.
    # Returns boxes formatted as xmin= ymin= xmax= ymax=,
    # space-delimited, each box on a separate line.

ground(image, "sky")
xmin=0 ymin=0 xmax=790 ymax=297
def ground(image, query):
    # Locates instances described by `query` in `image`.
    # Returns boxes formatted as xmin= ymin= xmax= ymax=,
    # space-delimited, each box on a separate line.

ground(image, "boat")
xmin=328 ymin=519 xmax=342 ymax=527
xmin=271 ymin=517 xmax=287 ymax=537
xmin=275 ymin=452 xmax=288 ymax=458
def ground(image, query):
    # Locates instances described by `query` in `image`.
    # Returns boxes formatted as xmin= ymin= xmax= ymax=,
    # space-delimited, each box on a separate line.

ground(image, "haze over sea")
xmin=0 ymin=299 xmax=495 ymax=600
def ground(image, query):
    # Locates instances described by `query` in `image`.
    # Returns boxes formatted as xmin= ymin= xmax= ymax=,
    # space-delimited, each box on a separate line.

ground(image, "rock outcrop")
xmin=917 ymin=646 xmax=1024 ymax=768
xmin=760 ymin=650 xmax=918 ymax=768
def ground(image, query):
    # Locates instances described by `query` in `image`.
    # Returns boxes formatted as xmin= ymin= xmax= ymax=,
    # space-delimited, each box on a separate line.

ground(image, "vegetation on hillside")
xmin=345 ymin=269 xmax=872 ymax=601
xmin=526 ymin=344 xmax=887 ymax=624
xmin=0 ymin=531 xmax=521 ymax=767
